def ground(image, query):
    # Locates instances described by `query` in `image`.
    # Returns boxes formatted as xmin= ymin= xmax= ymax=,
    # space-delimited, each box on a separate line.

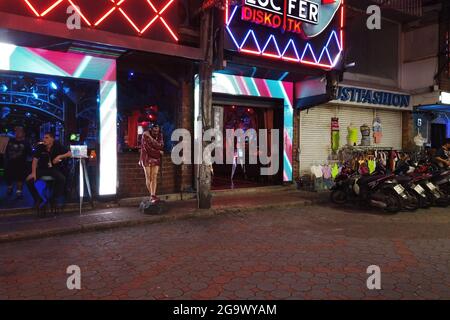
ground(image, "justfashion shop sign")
xmin=333 ymin=85 xmax=412 ymax=111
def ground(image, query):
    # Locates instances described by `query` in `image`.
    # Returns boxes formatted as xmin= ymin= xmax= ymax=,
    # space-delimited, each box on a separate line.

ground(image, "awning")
xmin=415 ymin=104 xmax=450 ymax=113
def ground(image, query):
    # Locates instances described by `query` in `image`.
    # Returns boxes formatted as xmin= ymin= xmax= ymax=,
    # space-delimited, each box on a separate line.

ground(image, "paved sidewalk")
xmin=0 ymin=187 xmax=324 ymax=243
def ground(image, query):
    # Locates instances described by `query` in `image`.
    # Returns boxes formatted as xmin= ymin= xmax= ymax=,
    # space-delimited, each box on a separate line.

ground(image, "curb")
xmin=0 ymin=199 xmax=312 ymax=244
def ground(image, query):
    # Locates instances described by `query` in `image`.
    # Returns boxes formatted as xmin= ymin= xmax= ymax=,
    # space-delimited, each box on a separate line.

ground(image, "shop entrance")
xmin=211 ymin=95 xmax=284 ymax=190
xmin=430 ymin=123 xmax=446 ymax=149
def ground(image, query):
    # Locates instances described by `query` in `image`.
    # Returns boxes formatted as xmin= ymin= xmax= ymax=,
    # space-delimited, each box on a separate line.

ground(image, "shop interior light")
xmin=440 ymin=92 xmax=450 ymax=105
xmin=50 ymin=81 xmax=58 ymax=90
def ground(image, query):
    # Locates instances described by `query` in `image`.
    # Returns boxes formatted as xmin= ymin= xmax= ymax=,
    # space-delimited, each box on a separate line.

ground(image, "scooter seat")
xmin=395 ymin=176 xmax=412 ymax=184
xmin=357 ymin=175 xmax=385 ymax=186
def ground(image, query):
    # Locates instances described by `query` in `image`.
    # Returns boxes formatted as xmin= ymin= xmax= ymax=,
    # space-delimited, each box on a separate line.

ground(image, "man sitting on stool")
xmin=26 ymin=132 xmax=72 ymax=209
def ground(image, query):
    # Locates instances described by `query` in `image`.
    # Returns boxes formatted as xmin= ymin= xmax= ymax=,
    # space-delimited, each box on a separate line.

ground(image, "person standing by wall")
xmin=140 ymin=124 xmax=164 ymax=203
xmin=5 ymin=126 xmax=31 ymax=198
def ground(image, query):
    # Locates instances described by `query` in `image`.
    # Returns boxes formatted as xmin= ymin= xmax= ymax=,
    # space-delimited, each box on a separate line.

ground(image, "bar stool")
xmin=37 ymin=176 xmax=57 ymax=216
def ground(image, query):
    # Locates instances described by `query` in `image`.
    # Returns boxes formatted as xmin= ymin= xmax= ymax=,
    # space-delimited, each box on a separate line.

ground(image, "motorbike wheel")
xmin=330 ymin=190 xmax=347 ymax=205
xmin=417 ymin=193 xmax=432 ymax=209
xmin=382 ymin=189 xmax=402 ymax=214
xmin=403 ymin=191 xmax=420 ymax=211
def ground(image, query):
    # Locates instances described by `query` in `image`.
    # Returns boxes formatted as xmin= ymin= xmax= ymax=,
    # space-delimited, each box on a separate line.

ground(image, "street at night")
xmin=1 ymin=0 xmax=450 ymax=310
xmin=1 ymin=204 xmax=450 ymax=300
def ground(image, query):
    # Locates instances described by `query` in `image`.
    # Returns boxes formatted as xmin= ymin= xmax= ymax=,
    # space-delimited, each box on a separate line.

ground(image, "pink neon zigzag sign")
xmin=20 ymin=0 xmax=179 ymax=41
xmin=225 ymin=0 xmax=345 ymax=69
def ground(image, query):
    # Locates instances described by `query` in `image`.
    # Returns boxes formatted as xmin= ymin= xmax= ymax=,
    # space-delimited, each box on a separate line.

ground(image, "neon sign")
xmin=242 ymin=0 xmax=319 ymax=35
xmin=0 ymin=0 xmax=179 ymax=42
xmin=225 ymin=0 xmax=345 ymax=69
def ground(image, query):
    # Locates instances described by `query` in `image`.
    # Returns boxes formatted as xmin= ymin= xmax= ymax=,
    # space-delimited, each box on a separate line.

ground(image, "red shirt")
xmin=139 ymin=131 xmax=164 ymax=167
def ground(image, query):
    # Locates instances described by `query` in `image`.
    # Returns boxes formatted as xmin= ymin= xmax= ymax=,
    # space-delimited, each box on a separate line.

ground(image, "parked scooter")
xmin=330 ymin=170 xmax=408 ymax=214
xmin=414 ymin=164 xmax=450 ymax=207
xmin=394 ymin=174 xmax=433 ymax=209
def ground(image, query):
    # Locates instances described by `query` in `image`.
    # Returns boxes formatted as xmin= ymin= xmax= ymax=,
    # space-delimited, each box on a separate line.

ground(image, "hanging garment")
xmin=360 ymin=124 xmax=371 ymax=146
xmin=373 ymin=117 xmax=383 ymax=144
xmin=390 ymin=151 xmax=398 ymax=172
xmin=311 ymin=165 xmax=323 ymax=178
xmin=331 ymin=117 xmax=340 ymax=152
xmin=331 ymin=163 xmax=340 ymax=179
xmin=414 ymin=132 xmax=426 ymax=146
xmin=368 ymin=159 xmax=376 ymax=174
xmin=347 ymin=126 xmax=358 ymax=146
xmin=322 ymin=165 xmax=332 ymax=179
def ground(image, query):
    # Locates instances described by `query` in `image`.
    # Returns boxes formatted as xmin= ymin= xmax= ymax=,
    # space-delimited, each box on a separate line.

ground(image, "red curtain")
xmin=127 ymin=111 xmax=140 ymax=148
xmin=264 ymin=109 xmax=274 ymax=154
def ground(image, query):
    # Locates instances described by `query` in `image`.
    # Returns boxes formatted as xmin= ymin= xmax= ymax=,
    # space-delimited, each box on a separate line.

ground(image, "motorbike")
xmin=394 ymin=174 xmax=433 ymax=209
xmin=330 ymin=171 xmax=408 ymax=214
xmin=414 ymin=164 xmax=450 ymax=206
xmin=429 ymin=169 xmax=450 ymax=195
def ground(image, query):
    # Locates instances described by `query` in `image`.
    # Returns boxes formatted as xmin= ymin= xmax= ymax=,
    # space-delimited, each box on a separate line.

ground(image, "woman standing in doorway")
xmin=140 ymin=124 xmax=164 ymax=203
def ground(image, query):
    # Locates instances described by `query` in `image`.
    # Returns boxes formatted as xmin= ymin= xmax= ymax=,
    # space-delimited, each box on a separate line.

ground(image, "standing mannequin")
xmin=140 ymin=124 xmax=164 ymax=203
xmin=360 ymin=123 xmax=371 ymax=146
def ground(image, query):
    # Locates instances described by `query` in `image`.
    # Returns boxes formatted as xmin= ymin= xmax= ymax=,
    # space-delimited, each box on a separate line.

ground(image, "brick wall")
xmin=118 ymin=153 xmax=179 ymax=197
xmin=402 ymin=111 xmax=415 ymax=151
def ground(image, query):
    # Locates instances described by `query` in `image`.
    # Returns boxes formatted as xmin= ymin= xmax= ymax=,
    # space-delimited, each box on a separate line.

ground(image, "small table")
xmin=71 ymin=145 xmax=93 ymax=215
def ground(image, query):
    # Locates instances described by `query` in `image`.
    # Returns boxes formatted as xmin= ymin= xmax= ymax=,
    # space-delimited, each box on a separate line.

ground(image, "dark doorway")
xmin=431 ymin=123 xmax=446 ymax=149
xmin=211 ymin=97 xmax=284 ymax=190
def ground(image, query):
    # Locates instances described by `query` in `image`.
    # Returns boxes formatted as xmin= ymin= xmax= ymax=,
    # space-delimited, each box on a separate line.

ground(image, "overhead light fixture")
xmin=50 ymin=81 xmax=58 ymax=90
xmin=440 ymin=91 xmax=450 ymax=105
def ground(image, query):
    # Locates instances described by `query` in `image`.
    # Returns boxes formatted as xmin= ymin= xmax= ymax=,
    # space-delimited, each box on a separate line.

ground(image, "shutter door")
xmin=299 ymin=105 xmax=335 ymax=173
xmin=299 ymin=105 xmax=403 ymax=174
xmin=375 ymin=109 xmax=403 ymax=150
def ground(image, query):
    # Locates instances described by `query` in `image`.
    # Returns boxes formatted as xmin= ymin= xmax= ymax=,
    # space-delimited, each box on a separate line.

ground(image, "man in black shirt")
xmin=26 ymin=132 xmax=72 ymax=208
xmin=5 ymin=127 xmax=31 ymax=198
xmin=434 ymin=138 xmax=450 ymax=168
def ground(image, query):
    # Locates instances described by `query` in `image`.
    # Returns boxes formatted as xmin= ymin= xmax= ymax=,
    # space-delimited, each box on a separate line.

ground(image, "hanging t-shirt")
xmin=331 ymin=163 xmax=339 ymax=179
xmin=347 ymin=126 xmax=358 ymax=146
xmin=322 ymin=165 xmax=332 ymax=179
xmin=373 ymin=117 xmax=383 ymax=144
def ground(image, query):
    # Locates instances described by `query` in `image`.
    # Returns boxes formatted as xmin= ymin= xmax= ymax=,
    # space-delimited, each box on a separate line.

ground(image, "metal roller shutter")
xmin=299 ymin=104 xmax=403 ymax=174
xmin=299 ymin=105 xmax=335 ymax=173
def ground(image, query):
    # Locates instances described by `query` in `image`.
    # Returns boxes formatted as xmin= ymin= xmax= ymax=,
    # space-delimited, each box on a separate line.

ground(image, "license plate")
xmin=413 ymin=184 xmax=426 ymax=195
xmin=427 ymin=182 xmax=437 ymax=191
xmin=394 ymin=184 xmax=405 ymax=194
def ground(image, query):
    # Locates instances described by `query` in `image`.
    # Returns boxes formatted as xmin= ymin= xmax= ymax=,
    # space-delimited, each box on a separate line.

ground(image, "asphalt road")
xmin=1 ymin=204 xmax=450 ymax=299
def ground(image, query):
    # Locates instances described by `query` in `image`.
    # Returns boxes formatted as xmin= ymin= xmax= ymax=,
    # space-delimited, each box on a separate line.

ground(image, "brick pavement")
xmin=1 ymin=204 xmax=450 ymax=300
xmin=0 ymin=187 xmax=316 ymax=242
